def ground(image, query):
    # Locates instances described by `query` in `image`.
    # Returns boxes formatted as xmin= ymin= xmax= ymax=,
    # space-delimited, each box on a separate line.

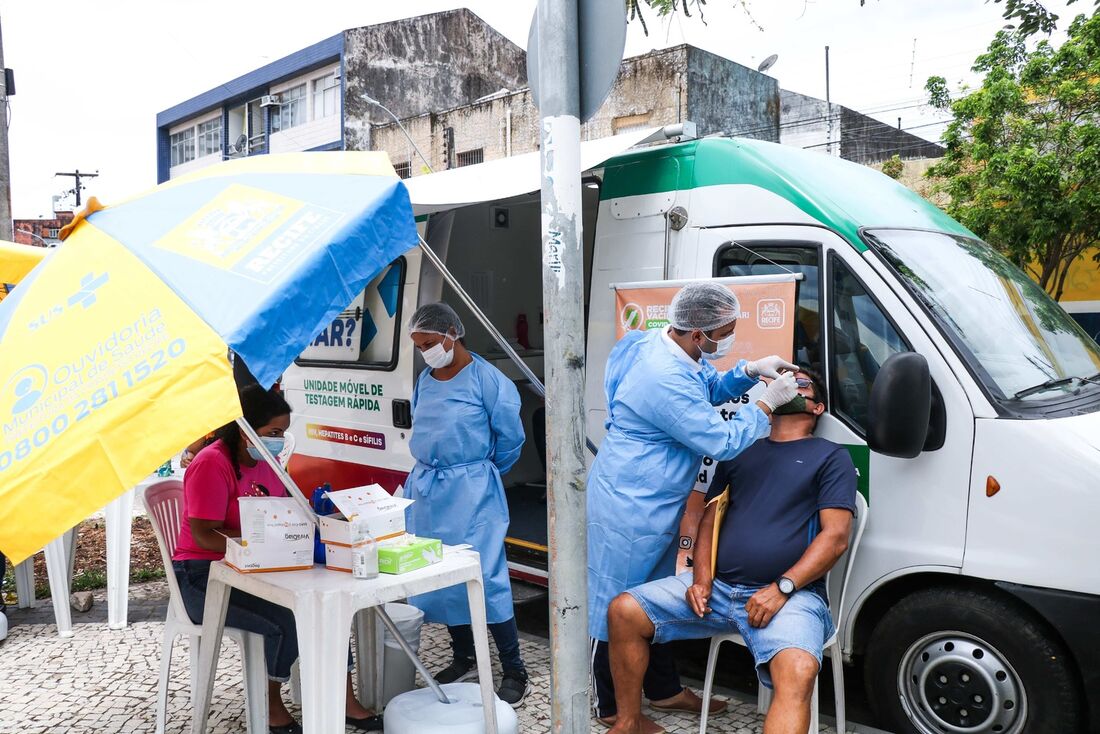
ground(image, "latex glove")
xmin=745 ymin=355 xmax=800 ymax=379
xmin=757 ymin=373 xmax=799 ymax=412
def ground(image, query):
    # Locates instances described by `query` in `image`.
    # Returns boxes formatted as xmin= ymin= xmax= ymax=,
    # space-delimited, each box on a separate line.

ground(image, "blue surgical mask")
xmin=246 ymin=435 xmax=285 ymax=461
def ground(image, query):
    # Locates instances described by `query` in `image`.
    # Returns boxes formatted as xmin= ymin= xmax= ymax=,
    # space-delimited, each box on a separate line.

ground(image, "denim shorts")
xmin=627 ymin=572 xmax=835 ymax=688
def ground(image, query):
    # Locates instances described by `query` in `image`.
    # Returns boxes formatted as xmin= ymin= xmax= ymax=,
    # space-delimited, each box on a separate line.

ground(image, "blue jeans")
xmin=448 ymin=618 xmax=525 ymax=674
xmin=174 ymin=560 xmax=301 ymax=682
xmin=628 ymin=572 xmax=835 ymax=688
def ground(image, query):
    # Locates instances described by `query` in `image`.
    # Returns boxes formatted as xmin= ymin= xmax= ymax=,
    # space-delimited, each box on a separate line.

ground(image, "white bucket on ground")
xmin=382 ymin=602 xmax=425 ymax=705
xmin=382 ymin=682 xmax=519 ymax=734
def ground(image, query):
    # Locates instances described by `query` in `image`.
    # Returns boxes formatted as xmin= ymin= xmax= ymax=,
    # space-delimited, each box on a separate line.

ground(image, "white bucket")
xmin=382 ymin=602 xmax=425 ymax=705
xmin=382 ymin=682 xmax=519 ymax=734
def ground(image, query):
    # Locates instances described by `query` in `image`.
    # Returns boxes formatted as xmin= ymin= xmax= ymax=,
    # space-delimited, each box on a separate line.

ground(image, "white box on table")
xmin=318 ymin=484 xmax=411 ymax=547
xmin=224 ymin=497 xmax=314 ymax=573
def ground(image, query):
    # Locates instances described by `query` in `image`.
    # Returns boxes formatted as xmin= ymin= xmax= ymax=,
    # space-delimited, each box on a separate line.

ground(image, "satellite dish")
xmin=757 ymin=54 xmax=779 ymax=74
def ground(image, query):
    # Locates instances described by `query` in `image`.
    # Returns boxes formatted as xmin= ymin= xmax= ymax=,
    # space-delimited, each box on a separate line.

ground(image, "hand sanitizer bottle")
xmin=350 ymin=515 xmax=379 ymax=580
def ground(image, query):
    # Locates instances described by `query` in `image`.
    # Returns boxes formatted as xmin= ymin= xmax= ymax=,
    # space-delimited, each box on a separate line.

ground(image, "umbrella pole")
xmin=236 ymin=417 xmax=318 ymax=525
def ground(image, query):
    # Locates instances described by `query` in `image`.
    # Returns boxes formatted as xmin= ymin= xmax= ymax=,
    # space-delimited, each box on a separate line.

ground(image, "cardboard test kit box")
xmin=319 ymin=484 xmax=412 ymax=547
xmin=224 ymin=496 xmax=314 ymax=573
xmin=320 ymin=484 xmax=443 ymax=574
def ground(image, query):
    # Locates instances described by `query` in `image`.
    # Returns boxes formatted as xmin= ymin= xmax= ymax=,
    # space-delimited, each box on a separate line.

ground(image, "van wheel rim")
xmin=898 ymin=631 xmax=1026 ymax=734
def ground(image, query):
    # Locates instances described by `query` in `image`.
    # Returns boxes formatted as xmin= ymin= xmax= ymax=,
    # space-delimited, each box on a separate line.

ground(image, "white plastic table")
xmin=191 ymin=548 xmax=499 ymax=734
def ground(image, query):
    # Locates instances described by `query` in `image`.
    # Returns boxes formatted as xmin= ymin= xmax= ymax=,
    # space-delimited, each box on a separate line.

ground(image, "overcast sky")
xmin=0 ymin=0 xmax=1080 ymax=219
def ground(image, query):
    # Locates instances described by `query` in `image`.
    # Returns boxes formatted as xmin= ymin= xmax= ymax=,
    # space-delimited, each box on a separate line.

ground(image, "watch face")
xmin=778 ymin=577 xmax=795 ymax=595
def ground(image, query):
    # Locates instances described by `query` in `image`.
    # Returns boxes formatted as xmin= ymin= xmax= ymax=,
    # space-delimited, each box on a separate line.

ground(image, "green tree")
xmin=640 ymin=1 xmax=1098 ymax=37
xmin=925 ymin=12 xmax=1100 ymax=301
xmin=880 ymin=154 xmax=904 ymax=179
xmin=989 ymin=0 xmax=1098 ymax=36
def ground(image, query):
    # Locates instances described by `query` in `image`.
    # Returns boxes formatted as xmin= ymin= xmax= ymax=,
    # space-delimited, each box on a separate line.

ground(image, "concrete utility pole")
xmin=536 ymin=0 xmax=590 ymax=730
xmin=825 ymin=45 xmax=833 ymax=158
xmin=0 ymin=16 xmax=12 ymax=241
xmin=55 ymin=170 xmax=98 ymax=208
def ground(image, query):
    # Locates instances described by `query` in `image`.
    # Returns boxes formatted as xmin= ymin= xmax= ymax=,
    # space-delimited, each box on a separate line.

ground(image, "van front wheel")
xmin=864 ymin=587 xmax=1084 ymax=734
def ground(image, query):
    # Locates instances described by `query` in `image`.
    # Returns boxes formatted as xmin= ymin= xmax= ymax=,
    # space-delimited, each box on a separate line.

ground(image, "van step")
xmin=512 ymin=580 xmax=549 ymax=605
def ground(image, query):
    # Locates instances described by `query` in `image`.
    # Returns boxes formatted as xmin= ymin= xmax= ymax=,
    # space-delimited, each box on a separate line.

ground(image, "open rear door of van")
xmin=401 ymin=127 xmax=673 ymax=587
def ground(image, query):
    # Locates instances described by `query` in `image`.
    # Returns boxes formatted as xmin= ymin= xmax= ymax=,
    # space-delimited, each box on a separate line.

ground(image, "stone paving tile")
xmin=0 ymin=582 xmax=847 ymax=733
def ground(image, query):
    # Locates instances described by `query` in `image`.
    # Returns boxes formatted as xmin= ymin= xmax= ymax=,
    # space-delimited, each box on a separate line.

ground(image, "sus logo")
xmin=757 ymin=299 xmax=785 ymax=330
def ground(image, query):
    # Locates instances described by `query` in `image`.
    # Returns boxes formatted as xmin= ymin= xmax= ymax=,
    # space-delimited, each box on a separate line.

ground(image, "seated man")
xmin=606 ymin=367 xmax=857 ymax=734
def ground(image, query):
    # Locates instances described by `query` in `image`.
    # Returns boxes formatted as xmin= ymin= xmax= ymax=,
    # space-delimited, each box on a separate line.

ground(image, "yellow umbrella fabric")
xmin=0 ymin=152 xmax=416 ymax=563
xmin=0 ymin=239 xmax=48 ymax=302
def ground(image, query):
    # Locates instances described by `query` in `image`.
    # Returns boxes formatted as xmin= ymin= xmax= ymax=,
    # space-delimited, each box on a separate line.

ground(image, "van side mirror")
xmin=867 ymin=352 xmax=931 ymax=459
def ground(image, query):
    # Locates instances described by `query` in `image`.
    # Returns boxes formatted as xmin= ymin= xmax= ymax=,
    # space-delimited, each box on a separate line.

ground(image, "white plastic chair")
xmin=700 ymin=493 xmax=869 ymax=734
xmin=143 ymin=480 xmax=268 ymax=734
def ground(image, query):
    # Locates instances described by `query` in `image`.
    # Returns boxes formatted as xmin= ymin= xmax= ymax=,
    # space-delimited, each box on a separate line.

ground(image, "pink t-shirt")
xmin=173 ymin=439 xmax=288 ymax=562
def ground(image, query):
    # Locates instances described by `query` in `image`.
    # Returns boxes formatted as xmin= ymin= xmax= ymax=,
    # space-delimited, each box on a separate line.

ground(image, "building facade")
xmin=158 ymin=10 xmax=942 ymax=183
xmin=155 ymin=9 xmax=527 ymax=183
xmin=13 ymin=211 xmax=73 ymax=247
xmin=779 ymin=90 xmax=944 ymax=163
xmin=370 ymin=45 xmax=782 ymax=176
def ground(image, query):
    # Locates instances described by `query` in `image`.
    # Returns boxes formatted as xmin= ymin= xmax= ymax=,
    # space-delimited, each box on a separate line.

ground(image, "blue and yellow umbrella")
xmin=0 ymin=153 xmax=417 ymax=563
xmin=0 ymin=239 xmax=48 ymax=302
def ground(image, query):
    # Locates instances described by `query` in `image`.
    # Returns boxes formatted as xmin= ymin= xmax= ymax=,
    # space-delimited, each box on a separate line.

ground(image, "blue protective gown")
xmin=405 ymin=354 xmax=525 ymax=625
xmin=587 ymin=328 xmax=771 ymax=641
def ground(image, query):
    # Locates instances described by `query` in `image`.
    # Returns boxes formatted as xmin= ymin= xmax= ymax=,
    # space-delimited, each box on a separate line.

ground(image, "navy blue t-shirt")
xmin=704 ymin=437 xmax=857 ymax=594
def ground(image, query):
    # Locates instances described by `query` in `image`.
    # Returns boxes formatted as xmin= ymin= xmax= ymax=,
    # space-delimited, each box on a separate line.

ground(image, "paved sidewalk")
xmin=0 ymin=582 xmax=849 ymax=733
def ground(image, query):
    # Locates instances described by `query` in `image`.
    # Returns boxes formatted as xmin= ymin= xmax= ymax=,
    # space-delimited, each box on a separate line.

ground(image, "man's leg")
xmin=606 ymin=593 xmax=664 ymax=734
xmin=733 ymin=588 xmax=833 ymax=734
xmin=763 ymin=648 xmax=819 ymax=734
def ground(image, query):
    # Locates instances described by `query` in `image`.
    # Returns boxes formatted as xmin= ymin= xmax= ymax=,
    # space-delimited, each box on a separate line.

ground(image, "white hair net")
xmin=407 ymin=302 xmax=466 ymax=339
xmin=667 ymin=281 xmax=741 ymax=332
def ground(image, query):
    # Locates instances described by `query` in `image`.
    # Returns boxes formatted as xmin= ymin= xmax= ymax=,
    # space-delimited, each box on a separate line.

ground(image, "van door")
xmin=282 ymin=249 xmax=421 ymax=494
xmin=699 ymin=225 xmax=975 ymax=650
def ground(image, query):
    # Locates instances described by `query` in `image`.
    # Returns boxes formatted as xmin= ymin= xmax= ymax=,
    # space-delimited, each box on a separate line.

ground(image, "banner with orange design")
xmin=612 ymin=275 xmax=798 ymax=370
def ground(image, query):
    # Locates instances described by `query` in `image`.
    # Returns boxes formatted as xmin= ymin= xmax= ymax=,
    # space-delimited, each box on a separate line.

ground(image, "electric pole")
xmin=55 ymin=170 xmax=98 ymax=208
xmin=0 ymin=15 xmax=12 ymax=241
xmin=537 ymin=1 xmax=590 ymax=730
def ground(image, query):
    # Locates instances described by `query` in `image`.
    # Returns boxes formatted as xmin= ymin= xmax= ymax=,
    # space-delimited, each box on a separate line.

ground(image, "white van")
xmin=282 ymin=127 xmax=1100 ymax=734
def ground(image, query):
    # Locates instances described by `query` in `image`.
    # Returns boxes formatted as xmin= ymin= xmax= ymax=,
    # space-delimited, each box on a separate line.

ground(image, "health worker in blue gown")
xmin=588 ymin=281 xmax=800 ymax=725
xmin=404 ymin=302 xmax=531 ymax=708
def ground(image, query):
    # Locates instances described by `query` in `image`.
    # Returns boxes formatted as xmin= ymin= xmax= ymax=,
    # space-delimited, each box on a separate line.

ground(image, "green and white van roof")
xmin=600 ymin=137 xmax=975 ymax=252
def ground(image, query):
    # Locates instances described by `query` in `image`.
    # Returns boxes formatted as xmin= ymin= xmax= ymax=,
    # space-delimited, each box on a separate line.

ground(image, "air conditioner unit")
xmin=260 ymin=94 xmax=281 ymax=107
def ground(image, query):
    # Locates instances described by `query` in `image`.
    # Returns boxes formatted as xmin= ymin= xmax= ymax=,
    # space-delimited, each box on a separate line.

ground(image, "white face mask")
xmin=699 ymin=331 xmax=735 ymax=361
xmin=422 ymin=337 xmax=455 ymax=369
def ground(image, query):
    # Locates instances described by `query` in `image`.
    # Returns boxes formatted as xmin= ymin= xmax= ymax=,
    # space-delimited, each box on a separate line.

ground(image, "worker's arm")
xmin=686 ymin=499 xmax=721 ymax=617
xmin=744 ymin=508 xmax=852 ymax=628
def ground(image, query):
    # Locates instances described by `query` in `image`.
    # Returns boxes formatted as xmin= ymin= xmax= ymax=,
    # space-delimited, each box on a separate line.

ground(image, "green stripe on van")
xmin=601 ymin=138 xmax=974 ymax=253
xmin=844 ymin=444 xmax=870 ymax=503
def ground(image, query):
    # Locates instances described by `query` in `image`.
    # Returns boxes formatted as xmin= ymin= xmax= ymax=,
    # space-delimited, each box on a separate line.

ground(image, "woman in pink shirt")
xmin=172 ymin=385 xmax=380 ymax=733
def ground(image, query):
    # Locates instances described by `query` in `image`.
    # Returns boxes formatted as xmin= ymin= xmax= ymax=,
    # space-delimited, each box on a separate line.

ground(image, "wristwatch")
xmin=777 ymin=576 xmax=797 ymax=597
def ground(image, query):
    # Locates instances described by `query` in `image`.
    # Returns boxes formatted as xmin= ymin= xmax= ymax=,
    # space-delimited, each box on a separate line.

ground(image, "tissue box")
xmin=318 ymin=484 xmax=411 ymax=547
xmin=378 ymin=535 xmax=443 ymax=574
xmin=224 ymin=497 xmax=314 ymax=573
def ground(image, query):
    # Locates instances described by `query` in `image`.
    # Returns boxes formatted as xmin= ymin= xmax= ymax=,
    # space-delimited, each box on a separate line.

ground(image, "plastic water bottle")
xmin=350 ymin=516 xmax=379 ymax=580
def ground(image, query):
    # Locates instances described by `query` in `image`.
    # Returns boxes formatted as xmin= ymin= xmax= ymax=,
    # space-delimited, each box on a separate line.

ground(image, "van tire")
xmin=864 ymin=587 xmax=1084 ymax=734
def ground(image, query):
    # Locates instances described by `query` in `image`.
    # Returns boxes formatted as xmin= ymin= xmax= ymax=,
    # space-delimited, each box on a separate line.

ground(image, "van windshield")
xmin=865 ymin=229 xmax=1100 ymax=404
